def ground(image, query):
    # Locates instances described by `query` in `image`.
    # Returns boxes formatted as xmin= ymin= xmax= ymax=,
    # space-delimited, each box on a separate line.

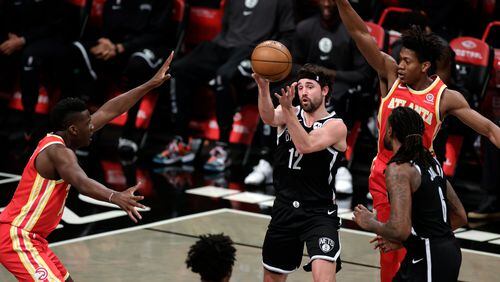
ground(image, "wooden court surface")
xmin=1 ymin=209 xmax=499 ymax=281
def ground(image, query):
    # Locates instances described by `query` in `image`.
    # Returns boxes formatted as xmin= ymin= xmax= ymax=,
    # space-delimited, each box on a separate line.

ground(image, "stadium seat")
xmin=444 ymin=36 xmax=493 ymax=176
xmin=377 ymin=7 xmax=412 ymax=54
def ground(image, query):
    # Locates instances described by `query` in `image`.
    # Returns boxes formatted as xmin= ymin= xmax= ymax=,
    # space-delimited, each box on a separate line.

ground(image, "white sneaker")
xmin=244 ymin=159 xmax=273 ymax=185
xmin=335 ymin=167 xmax=353 ymax=194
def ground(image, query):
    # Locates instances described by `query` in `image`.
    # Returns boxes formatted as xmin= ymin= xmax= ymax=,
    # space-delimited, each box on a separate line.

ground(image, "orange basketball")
xmin=251 ymin=40 xmax=292 ymax=82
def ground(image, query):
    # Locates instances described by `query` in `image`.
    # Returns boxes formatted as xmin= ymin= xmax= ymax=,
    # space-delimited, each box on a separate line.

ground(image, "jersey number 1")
xmin=288 ymin=148 xmax=303 ymax=170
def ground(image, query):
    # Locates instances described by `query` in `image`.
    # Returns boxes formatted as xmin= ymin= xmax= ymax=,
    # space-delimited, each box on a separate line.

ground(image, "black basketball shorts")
xmin=394 ymin=236 xmax=462 ymax=282
xmin=262 ymin=199 xmax=342 ymax=274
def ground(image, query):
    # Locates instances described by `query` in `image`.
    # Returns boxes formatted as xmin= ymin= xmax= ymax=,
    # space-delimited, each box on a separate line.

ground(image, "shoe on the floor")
xmin=203 ymin=145 xmax=231 ymax=172
xmin=468 ymin=197 xmax=500 ymax=220
xmin=335 ymin=167 xmax=353 ymax=194
xmin=153 ymin=137 xmax=195 ymax=165
xmin=244 ymin=159 xmax=273 ymax=185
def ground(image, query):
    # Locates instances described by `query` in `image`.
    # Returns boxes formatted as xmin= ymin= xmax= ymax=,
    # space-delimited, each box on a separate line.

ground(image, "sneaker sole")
xmin=181 ymin=153 xmax=195 ymax=163
xmin=153 ymin=157 xmax=182 ymax=165
xmin=203 ymin=165 xmax=225 ymax=172
xmin=467 ymin=211 xmax=500 ymax=220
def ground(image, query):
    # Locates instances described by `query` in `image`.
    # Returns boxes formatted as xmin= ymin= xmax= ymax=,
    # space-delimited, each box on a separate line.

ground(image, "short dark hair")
xmin=297 ymin=64 xmax=331 ymax=89
xmin=186 ymin=233 xmax=236 ymax=282
xmin=401 ymin=26 xmax=444 ymax=70
xmin=50 ymin=97 xmax=87 ymax=131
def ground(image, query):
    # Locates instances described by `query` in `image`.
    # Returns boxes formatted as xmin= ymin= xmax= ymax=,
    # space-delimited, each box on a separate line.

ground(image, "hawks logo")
xmin=425 ymin=93 xmax=435 ymax=104
xmin=34 ymin=267 xmax=48 ymax=280
xmin=319 ymin=237 xmax=335 ymax=253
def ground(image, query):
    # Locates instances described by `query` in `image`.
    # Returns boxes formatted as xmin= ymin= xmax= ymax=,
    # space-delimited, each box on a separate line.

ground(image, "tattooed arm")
xmin=354 ymin=163 xmax=416 ymax=242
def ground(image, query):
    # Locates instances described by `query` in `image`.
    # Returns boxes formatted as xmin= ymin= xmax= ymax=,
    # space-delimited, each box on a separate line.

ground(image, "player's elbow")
xmin=459 ymin=215 xmax=468 ymax=228
xmin=488 ymin=125 xmax=500 ymax=148
xmin=261 ymin=117 xmax=275 ymax=126
xmin=295 ymin=146 xmax=308 ymax=155
xmin=456 ymin=213 xmax=468 ymax=229
xmin=295 ymin=142 xmax=315 ymax=154
xmin=259 ymin=112 xmax=276 ymax=126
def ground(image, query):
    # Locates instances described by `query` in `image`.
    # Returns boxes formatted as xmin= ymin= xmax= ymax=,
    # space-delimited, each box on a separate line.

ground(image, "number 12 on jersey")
xmin=288 ymin=148 xmax=303 ymax=170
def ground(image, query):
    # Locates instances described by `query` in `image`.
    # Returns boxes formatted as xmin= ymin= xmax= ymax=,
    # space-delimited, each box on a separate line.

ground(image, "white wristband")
xmin=108 ymin=192 xmax=115 ymax=203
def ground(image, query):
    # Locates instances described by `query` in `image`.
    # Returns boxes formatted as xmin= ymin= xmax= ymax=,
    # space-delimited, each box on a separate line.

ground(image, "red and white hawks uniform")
xmin=369 ymin=76 xmax=447 ymax=282
xmin=0 ymin=134 xmax=71 ymax=281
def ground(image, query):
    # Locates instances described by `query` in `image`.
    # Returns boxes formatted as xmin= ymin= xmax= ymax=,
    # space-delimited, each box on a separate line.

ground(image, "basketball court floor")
xmin=1 ymin=130 xmax=500 ymax=281
xmin=1 ymin=207 xmax=499 ymax=281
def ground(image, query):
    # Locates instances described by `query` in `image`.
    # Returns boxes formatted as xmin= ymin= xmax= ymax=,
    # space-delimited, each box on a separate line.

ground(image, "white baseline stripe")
xmin=47 ymin=208 xmax=500 ymax=259
xmin=0 ymin=172 xmax=21 ymax=178
xmin=50 ymin=208 xmax=230 ymax=247
xmin=0 ymin=176 xmax=21 ymax=185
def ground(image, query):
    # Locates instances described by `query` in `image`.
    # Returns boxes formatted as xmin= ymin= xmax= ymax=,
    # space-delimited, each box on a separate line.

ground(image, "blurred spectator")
xmin=0 ymin=0 xmax=69 ymax=142
xmin=468 ymin=137 xmax=500 ymax=219
xmin=293 ymin=0 xmax=319 ymax=23
xmin=68 ymin=0 xmax=173 ymax=156
xmin=291 ymin=0 xmax=374 ymax=194
xmin=186 ymin=233 xmax=236 ymax=282
xmin=154 ymin=0 xmax=295 ymax=172
xmin=469 ymin=78 xmax=500 ymax=219
xmin=385 ymin=0 xmax=458 ymax=40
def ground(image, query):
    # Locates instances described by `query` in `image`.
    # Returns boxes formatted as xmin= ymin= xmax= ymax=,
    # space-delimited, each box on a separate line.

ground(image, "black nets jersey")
xmin=405 ymin=158 xmax=454 ymax=244
xmin=273 ymin=107 xmax=344 ymax=206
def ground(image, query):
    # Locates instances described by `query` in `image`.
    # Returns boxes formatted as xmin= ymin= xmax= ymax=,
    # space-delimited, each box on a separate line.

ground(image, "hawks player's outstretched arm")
xmin=445 ymin=180 xmax=467 ymax=230
xmin=46 ymin=144 xmax=146 ymax=223
xmin=254 ymin=73 xmax=286 ymax=127
xmin=353 ymin=163 xmax=415 ymax=242
xmin=335 ymin=0 xmax=398 ymax=89
xmin=442 ymin=89 xmax=500 ymax=148
xmin=275 ymin=84 xmax=347 ymax=154
xmin=91 ymin=51 xmax=174 ymax=131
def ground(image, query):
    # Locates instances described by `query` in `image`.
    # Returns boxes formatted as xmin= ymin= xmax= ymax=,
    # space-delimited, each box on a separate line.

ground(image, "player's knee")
xmin=215 ymin=68 xmax=235 ymax=86
xmin=124 ymin=56 xmax=149 ymax=78
xmin=263 ymin=268 xmax=287 ymax=282
xmin=311 ymin=260 xmax=336 ymax=282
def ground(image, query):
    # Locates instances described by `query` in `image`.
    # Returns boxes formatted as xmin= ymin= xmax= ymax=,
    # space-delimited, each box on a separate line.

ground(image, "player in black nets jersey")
xmin=353 ymin=106 xmax=468 ymax=282
xmin=253 ymin=64 xmax=347 ymax=282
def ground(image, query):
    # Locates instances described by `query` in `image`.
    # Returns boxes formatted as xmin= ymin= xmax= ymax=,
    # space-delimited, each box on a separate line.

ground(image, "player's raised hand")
xmin=252 ymin=73 xmax=269 ymax=90
xmin=112 ymin=182 xmax=147 ymax=223
xmin=147 ymin=51 xmax=174 ymax=88
xmin=274 ymin=82 xmax=297 ymax=110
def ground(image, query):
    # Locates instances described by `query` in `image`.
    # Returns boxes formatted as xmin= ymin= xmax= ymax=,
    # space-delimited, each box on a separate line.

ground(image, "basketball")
xmin=251 ymin=40 xmax=292 ymax=82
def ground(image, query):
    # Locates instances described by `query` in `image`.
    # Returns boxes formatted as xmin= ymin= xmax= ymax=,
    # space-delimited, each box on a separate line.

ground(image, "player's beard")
xmin=301 ymin=96 xmax=322 ymax=113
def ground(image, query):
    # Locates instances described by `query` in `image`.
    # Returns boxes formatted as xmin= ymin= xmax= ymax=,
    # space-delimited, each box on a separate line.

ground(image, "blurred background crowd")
xmin=0 ymin=0 xmax=499 ymax=220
